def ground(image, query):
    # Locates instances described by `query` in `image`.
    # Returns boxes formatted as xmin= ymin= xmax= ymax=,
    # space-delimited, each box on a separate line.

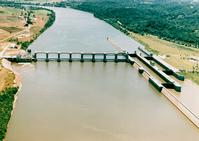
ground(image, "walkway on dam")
xmin=32 ymin=51 xmax=129 ymax=62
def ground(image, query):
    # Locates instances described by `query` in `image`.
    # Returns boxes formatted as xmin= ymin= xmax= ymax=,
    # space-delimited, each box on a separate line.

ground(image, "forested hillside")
xmin=64 ymin=0 xmax=199 ymax=48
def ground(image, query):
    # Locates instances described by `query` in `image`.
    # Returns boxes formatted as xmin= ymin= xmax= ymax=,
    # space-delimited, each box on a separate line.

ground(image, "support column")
xmin=138 ymin=67 xmax=144 ymax=74
xmin=115 ymin=54 xmax=118 ymax=63
xmin=33 ymin=53 xmax=37 ymax=62
xmin=81 ymin=53 xmax=84 ymax=62
xmin=92 ymin=54 xmax=95 ymax=62
xmin=103 ymin=53 xmax=107 ymax=63
xmin=126 ymin=54 xmax=129 ymax=62
xmin=57 ymin=53 xmax=61 ymax=62
xmin=124 ymin=52 xmax=129 ymax=62
xmin=45 ymin=53 xmax=49 ymax=62
xmin=69 ymin=53 xmax=72 ymax=62
xmin=135 ymin=51 xmax=137 ymax=54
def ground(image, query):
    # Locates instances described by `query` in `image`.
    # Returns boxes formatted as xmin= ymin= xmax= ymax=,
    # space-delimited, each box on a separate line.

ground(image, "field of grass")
xmin=181 ymin=72 xmax=199 ymax=85
xmin=29 ymin=9 xmax=51 ymax=36
xmin=0 ymin=7 xmax=25 ymax=42
xmin=0 ymin=7 xmax=22 ymax=22
xmin=0 ymin=26 xmax=22 ymax=33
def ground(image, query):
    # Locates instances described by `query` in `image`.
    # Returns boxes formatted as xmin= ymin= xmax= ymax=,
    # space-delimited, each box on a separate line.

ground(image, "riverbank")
xmin=0 ymin=60 xmax=19 ymax=141
xmin=0 ymin=60 xmax=15 ymax=92
xmin=0 ymin=87 xmax=18 ymax=141
xmin=19 ymin=7 xmax=56 ymax=50
xmin=0 ymin=5 xmax=55 ymax=90
xmin=129 ymin=32 xmax=199 ymax=85
xmin=0 ymin=6 xmax=55 ymax=141
xmin=0 ymin=59 xmax=22 ymax=141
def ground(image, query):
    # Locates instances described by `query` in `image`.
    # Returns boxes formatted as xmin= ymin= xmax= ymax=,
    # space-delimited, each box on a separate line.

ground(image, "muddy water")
xmin=29 ymin=7 xmax=140 ymax=53
xmin=5 ymin=7 xmax=199 ymax=141
xmin=5 ymin=62 xmax=199 ymax=141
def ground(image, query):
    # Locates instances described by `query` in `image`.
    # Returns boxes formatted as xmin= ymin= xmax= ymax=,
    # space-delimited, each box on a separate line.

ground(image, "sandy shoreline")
xmin=1 ymin=59 xmax=22 ymax=141
xmin=2 ymin=59 xmax=21 ymax=87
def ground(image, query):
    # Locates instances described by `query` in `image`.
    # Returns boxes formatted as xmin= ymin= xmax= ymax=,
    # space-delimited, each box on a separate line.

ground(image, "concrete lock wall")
xmin=149 ymin=77 xmax=163 ymax=92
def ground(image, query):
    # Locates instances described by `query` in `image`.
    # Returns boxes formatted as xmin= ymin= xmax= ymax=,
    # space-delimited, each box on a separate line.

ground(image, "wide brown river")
xmin=5 ymin=7 xmax=199 ymax=141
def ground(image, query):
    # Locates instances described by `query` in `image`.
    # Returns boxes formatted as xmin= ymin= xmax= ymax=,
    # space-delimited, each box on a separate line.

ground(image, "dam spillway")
xmin=5 ymin=49 xmax=183 ymax=93
xmin=32 ymin=52 xmax=129 ymax=63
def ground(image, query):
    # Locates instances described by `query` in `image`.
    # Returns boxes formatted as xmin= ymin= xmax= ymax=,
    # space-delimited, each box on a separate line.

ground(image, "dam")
xmin=5 ymin=7 xmax=199 ymax=141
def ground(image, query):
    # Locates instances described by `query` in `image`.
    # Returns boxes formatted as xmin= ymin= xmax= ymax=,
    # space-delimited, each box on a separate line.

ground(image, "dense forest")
xmin=63 ymin=0 xmax=199 ymax=48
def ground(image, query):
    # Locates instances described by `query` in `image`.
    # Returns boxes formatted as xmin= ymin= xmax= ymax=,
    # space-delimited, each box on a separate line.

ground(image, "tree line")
xmin=0 ymin=87 xmax=18 ymax=141
xmin=64 ymin=0 xmax=199 ymax=48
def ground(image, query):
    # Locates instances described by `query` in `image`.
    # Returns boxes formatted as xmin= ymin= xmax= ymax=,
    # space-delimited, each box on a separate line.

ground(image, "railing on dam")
xmin=32 ymin=52 xmax=129 ymax=63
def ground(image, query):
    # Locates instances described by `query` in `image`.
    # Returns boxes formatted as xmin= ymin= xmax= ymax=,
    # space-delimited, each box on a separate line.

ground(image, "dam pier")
xmin=32 ymin=52 xmax=129 ymax=63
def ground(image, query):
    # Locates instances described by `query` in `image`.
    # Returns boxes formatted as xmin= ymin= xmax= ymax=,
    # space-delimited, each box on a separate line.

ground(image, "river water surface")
xmin=5 ymin=7 xmax=199 ymax=141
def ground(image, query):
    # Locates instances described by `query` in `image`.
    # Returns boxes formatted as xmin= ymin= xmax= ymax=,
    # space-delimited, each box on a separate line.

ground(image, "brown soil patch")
xmin=0 ymin=60 xmax=15 ymax=92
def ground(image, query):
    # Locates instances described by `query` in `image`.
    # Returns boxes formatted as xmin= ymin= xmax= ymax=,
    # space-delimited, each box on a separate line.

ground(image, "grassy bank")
xmin=129 ymin=32 xmax=199 ymax=70
xmin=181 ymin=72 xmax=199 ymax=85
xmin=20 ymin=8 xmax=56 ymax=50
xmin=0 ymin=87 xmax=18 ymax=141
xmin=129 ymin=32 xmax=199 ymax=84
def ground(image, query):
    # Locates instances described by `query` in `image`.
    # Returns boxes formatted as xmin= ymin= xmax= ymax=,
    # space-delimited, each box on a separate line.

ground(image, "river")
xmin=5 ymin=7 xmax=199 ymax=141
